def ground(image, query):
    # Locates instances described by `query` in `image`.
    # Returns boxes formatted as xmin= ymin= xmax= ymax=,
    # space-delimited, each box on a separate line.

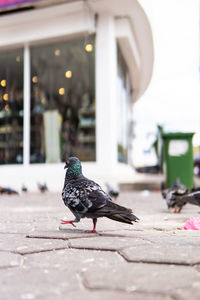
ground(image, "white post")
xmin=95 ymin=14 xmax=118 ymax=173
xmin=23 ymin=44 xmax=31 ymax=166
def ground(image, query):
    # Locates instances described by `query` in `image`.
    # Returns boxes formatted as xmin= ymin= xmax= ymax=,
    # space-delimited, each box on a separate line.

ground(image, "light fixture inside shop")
xmin=1 ymin=79 xmax=6 ymax=87
xmin=3 ymin=93 xmax=8 ymax=101
xmin=32 ymin=76 xmax=38 ymax=83
xmin=65 ymin=70 xmax=72 ymax=78
xmin=54 ymin=49 xmax=61 ymax=56
xmin=16 ymin=56 xmax=21 ymax=62
xmin=58 ymin=88 xmax=65 ymax=95
xmin=85 ymin=43 xmax=93 ymax=52
xmin=41 ymin=97 xmax=46 ymax=105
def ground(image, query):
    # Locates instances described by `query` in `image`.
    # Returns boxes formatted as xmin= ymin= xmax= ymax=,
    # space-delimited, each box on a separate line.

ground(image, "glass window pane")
xmin=117 ymin=47 xmax=131 ymax=163
xmin=0 ymin=49 xmax=24 ymax=164
xmin=30 ymin=37 xmax=95 ymax=163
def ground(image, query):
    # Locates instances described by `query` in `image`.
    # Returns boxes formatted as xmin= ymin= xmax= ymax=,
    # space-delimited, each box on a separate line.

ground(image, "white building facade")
xmin=0 ymin=0 xmax=153 ymax=191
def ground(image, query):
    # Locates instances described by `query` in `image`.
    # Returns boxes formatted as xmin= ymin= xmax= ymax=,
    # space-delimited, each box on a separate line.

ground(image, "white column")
xmin=95 ymin=14 xmax=118 ymax=173
xmin=23 ymin=44 xmax=31 ymax=166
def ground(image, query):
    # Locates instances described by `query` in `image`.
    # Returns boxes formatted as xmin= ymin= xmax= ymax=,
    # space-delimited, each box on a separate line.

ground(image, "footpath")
xmin=0 ymin=188 xmax=200 ymax=300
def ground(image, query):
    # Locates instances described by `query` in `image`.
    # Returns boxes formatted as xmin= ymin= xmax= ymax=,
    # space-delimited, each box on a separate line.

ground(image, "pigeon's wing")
xmin=62 ymin=179 xmax=112 ymax=217
xmin=87 ymin=195 xmax=139 ymax=224
xmin=86 ymin=188 xmax=111 ymax=212
xmin=182 ymin=191 xmax=200 ymax=206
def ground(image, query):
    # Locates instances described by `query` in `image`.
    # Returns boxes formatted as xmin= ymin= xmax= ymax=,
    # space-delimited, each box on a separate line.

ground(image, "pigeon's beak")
xmin=64 ymin=160 xmax=70 ymax=169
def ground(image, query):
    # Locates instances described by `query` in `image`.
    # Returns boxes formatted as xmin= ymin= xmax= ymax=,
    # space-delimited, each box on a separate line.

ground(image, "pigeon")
xmin=161 ymin=179 xmax=188 ymax=213
xmin=179 ymin=191 xmax=200 ymax=207
xmin=37 ymin=182 xmax=48 ymax=193
xmin=21 ymin=184 xmax=28 ymax=193
xmin=0 ymin=186 xmax=19 ymax=195
xmin=105 ymin=182 xmax=119 ymax=200
xmin=61 ymin=157 xmax=139 ymax=232
xmin=161 ymin=179 xmax=200 ymax=213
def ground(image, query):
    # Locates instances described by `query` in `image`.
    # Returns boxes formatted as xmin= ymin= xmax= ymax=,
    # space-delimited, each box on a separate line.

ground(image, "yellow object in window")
xmin=1 ymin=79 xmax=6 ymax=87
xmin=3 ymin=93 xmax=8 ymax=101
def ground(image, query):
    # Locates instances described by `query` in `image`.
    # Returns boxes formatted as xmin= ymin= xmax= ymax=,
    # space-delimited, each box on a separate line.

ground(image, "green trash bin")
xmin=162 ymin=132 xmax=194 ymax=189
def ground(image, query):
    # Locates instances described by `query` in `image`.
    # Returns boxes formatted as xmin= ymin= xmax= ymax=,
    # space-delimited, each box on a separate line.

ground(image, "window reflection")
xmin=30 ymin=37 xmax=95 ymax=163
xmin=117 ymin=47 xmax=131 ymax=163
xmin=0 ymin=49 xmax=23 ymax=164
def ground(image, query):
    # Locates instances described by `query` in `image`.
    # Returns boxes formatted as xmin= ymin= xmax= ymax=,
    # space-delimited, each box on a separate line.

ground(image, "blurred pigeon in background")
xmin=176 ymin=190 xmax=200 ymax=208
xmin=61 ymin=157 xmax=139 ymax=232
xmin=37 ymin=182 xmax=48 ymax=193
xmin=0 ymin=186 xmax=19 ymax=195
xmin=21 ymin=184 xmax=28 ymax=193
xmin=161 ymin=178 xmax=200 ymax=213
xmin=105 ymin=182 xmax=119 ymax=200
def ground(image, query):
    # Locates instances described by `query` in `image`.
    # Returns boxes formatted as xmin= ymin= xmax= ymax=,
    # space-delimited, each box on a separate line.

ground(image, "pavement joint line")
xmin=0 ymin=265 xmax=20 ymax=270
xmin=98 ymin=232 xmax=153 ymax=240
xmin=26 ymin=234 xmax=69 ymax=241
xmin=67 ymin=243 xmax=117 ymax=252
xmin=11 ymin=246 xmax=69 ymax=256
xmin=80 ymin=273 xmax=178 ymax=300
xmin=118 ymin=250 xmax=200 ymax=267
xmin=26 ymin=233 xmax=100 ymax=240
xmin=0 ymin=232 xmax=26 ymax=235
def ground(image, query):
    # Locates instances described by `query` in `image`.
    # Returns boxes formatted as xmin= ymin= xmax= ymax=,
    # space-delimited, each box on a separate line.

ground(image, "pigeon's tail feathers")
xmin=183 ymin=192 xmax=200 ymax=206
xmin=107 ymin=213 xmax=139 ymax=224
xmin=93 ymin=200 xmax=139 ymax=224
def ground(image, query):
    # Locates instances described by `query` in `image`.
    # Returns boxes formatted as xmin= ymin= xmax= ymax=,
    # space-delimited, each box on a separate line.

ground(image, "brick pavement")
xmin=0 ymin=190 xmax=200 ymax=300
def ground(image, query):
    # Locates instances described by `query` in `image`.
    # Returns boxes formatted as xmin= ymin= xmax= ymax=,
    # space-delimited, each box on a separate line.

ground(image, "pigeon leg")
xmin=86 ymin=218 xmax=97 ymax=233
xmin=61 ymin=220 xmax=76 ymax=227
xmin=173 ymin=207 xmax=181 ymax=213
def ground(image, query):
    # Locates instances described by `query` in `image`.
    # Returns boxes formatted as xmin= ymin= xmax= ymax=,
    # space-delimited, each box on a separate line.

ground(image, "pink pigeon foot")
xmin=61 ymin=220 xmax=76 ymax=227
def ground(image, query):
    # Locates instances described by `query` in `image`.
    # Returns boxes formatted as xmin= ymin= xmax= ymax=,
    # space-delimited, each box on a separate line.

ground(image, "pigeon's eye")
xmin=66 ymin=160 xmax=70 ymax=164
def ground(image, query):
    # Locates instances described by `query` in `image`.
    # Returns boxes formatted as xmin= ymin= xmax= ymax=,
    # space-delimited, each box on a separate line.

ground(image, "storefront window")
xmin=0 ymin=49 xmax=24 ymax=164
xmin=30 ymin=37 xmax=95 ymax=163
xmin=117 ymin=47 xmax=131 ymax=163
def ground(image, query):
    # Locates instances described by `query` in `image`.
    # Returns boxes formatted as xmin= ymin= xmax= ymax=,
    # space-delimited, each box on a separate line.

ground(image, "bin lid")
xmin=162 ymin=132 xmax=194 ymax=140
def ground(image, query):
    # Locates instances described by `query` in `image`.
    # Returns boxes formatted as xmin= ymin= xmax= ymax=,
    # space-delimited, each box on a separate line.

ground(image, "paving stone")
xmin=0 ymin=223 xmax=35 ymax=234
xmin=194 ymin=265 xmax=200 ymax=272
xmin=0 ymin=190 xmax=200 ymax=299
xmin=0 ymin=267 xmax=80 ymax=299
xmin=0 ymin=252 xmax=21 ymax=268
xmin=119 ymin=244 xmax=200 ymax=265
xmin=65 ymin=290 xmax=174 ymax=300
xmin=0 ymin=234 xmax=68 ymax=254
xmin=147 ymin=235 xmax=200 ymax=247
xmin=82 ymin=262 xmax=200 ymax=298
xmin=98 ymin=229 xmax=170 ymax=240
xmin=27 ymin=228 xmax=97 ymax=240
xmin=23 ymin=248 xmax=123 ymax=271
xmin=0 ymin=264 xmax=173 ymax=300
xmin=0 ymin=216 xmax=61 ymax=235
xmin=69 ymin=236 xmax=151 ymax=251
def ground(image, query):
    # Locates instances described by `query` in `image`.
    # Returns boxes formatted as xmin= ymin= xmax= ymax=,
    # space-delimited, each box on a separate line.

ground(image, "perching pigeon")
xmin=37 ymin=182 xmax=48 ymax=193
xmin=21 ymin=184 xmax=28 ymax=193
xmin=171 ymin=190 xmax=200 ymax=209
xmin=105 ymin=182 xmax=119 ymax=200
xmin=161 ymin=179 xmax=200 ymax=213
xmin=161 ymin=179 xmax=187 ymax=213
xmin=0 ymin=186 xmax=19 ymax=195
xmin=61 ymin=157 xmax=139 ymax=232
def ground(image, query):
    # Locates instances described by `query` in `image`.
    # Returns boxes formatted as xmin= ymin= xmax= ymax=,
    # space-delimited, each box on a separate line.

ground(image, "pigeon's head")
xmin=64 ymin=157 xmax=82 ymax=178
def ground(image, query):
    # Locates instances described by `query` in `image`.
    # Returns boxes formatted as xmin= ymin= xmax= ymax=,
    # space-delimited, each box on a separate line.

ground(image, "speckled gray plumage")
xmin=62 ymin=157 xmax=139 ymax=227
xmin=161 ymin=179 xmax=200 ymax=213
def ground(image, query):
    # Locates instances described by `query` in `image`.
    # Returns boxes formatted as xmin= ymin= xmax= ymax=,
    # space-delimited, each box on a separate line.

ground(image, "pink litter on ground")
xmin=183 ymin=217 xmax=200 ymax=230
